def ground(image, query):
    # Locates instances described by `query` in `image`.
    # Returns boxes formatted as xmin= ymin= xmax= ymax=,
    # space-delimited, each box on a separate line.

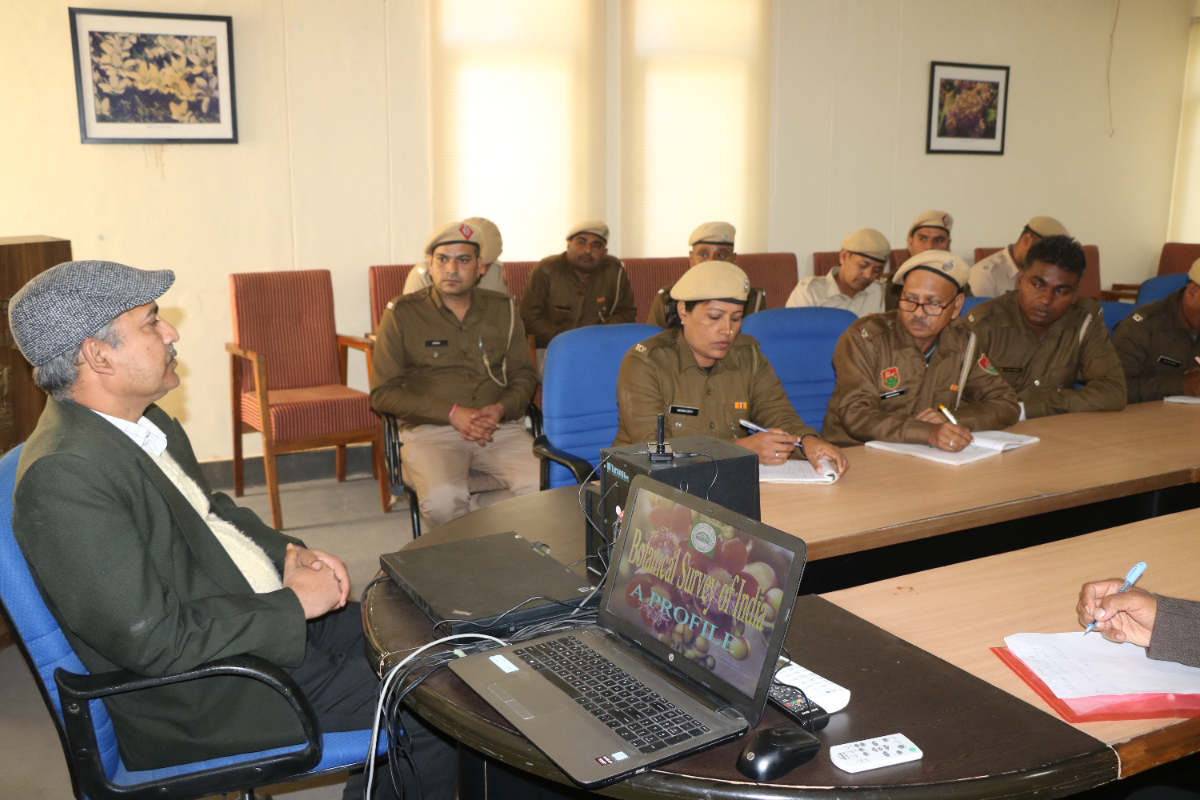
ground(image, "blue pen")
xmin=1084 ymin=561 xmax=1148 ymax=634
xmin=739 ymin=419 xmax=804 ymax=447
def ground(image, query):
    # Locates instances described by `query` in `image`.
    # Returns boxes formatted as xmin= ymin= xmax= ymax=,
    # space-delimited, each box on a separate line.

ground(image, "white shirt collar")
xmin=92 ymin=410 xmax=169 ymax=457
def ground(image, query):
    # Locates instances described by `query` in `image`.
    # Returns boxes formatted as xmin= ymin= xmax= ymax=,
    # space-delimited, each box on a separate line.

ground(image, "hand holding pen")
xmin=1077 ymin=562 xmax=1156 ymax=646
xmin=914 ymin=405 xmax=973 ymax=452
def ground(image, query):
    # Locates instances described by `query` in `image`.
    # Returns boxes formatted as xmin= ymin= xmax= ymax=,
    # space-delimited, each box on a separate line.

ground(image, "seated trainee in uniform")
xmin=960 ymin=235 xmax=1125 ymax=419
xmin=613 ymin=260 xmax=848 ymax=474
xmin=403 ymin=216 xmax=507 ymax=295
xmin=885 ymin=210 xmax=956 ymax=311
xmin=1112 ymin=259 xmax=1200 ymax=403
xmin=823 ymin=251 xmax=1019 ymax=451
xmin=370 ymin=221 xmax=539 ymax=530
xmin=967 ymin=216 xmax=1069 ymax=298
xmin=646 ymin=222 xmax=765 ymax=326
xmin=786 ymin=228 xmax=890 ymax=317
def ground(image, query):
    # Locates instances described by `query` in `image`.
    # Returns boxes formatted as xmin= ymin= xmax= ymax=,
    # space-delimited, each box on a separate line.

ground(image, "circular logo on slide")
xmin=690 ymin=522 xmax=717 ymax=555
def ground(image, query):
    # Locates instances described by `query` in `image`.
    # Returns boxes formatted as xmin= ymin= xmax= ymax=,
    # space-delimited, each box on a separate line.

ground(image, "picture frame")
xmin=68 ymin=8 xmax=237 ymax=144
xmin=926 ymin=61 xmax=1009 ymax=155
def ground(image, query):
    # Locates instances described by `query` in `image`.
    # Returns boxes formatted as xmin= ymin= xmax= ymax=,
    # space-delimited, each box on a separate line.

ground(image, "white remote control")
xmin=830 ymin=733 xmax=922 ymax=773
xmin=774 ymin=656 xmax=851 ymax=713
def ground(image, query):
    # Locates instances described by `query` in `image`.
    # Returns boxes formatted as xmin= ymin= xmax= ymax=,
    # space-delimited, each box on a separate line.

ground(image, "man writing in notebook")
xmin=1078 ymin=581 xmax=1200 ymax=669
xmin=822 ymin=251 xmax=1019 ymax=451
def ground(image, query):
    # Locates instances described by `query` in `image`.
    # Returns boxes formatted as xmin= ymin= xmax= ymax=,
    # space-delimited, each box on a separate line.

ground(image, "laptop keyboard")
xmin=513 ymin=636 xmax=710 ymax=754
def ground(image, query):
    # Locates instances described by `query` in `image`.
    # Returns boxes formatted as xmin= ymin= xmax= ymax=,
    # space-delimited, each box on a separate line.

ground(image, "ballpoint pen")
xmin=1084 ymin=561 xmax=1148 ymax=634
xmin=739 ymin=418 xmax=805 ymax=447
xmin=938 ymin=405 xmax=976 ymax=448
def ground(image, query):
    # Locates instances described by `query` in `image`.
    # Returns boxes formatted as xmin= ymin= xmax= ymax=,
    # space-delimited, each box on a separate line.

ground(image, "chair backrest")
xmin=974 ymin=247 xmax=1002 ymax=264
xmin=367 ymin=264 xmax=416 ymax=332
xmin=623 ymin=257 xmax=690 ymax=323
xmin=736 ymin=253 xmax=800 ymax=311
xmin=501 ymin=261 xmax=539 ymax=307
xmin=1158 ymin=243 xmax=1200 ymax=276
xmin=812 ymin=251 xmax=839 ymax=278
xmin=1098 ymin=301 xmax=1133 ymax=336
xmin=0 ymin=445 xmax=123 ymax=788
xmin=1078 ymin=245 xmax=1101 ymax=300
xmin=540 ymin=324 xmax=662 ymax=488
xmin=739 ymin=308 xmax=857 ymax=434
xmin=960 ymin=296 xmax=988 ymax=313
xmin=886 ymin=249 xmax=911 ymax=279
xmin=230 ymin=271 xmax=342 ymax=392
xmin=1137 ymin=273 xmax=1190 ymax=306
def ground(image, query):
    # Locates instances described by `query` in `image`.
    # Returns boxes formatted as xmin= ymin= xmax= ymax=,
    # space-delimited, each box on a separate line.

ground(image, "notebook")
xmin=448 ymin=474 xmax=807 ymax=788
xmin=865 ymin=431 xmax=1039 ymax=466
xmin=759 ymin=459 xmax=839 ymax=485
xmin=1163 ymin=395 xmax=1200 ymax=405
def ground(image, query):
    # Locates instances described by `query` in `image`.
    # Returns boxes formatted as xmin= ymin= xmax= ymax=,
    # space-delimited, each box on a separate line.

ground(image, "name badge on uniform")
xmin=880 ymin=389 xmax=906 ymax=400
xmin=1001 ymin=367 xmax=1023 ymax=374
xmin=669 ymin=405 xmax=699 ymax=416
xmin=425 ymin=340 xmax=448 ymax=347
xmin=1158 ymin=356 xmax=1182 ymax=368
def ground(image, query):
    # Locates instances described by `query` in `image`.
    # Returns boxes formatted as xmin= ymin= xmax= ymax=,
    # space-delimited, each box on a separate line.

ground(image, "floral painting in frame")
xmin=69 ymin=8 xmax=237 ymax=144
xmin=926 ymin=61 xmax=1009 ymax=155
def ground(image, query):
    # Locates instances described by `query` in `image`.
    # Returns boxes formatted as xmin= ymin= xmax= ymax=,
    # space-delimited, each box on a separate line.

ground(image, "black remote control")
xmin=768 ymin=680 xmax=830 ymax=731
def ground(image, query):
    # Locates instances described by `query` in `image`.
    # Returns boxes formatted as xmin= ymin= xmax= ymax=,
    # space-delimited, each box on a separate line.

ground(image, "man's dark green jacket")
xmin=14 ymin=399 xmax=309 ymax=770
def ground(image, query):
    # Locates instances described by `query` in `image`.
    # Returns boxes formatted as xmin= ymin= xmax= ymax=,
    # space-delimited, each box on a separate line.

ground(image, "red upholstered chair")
xmin=812 ymin=251 xmax=840 ymax=278
xmin=623 ymin=257 xmax=690 ymax=323
xmin=227 ymin=270 xmax=388 ymax=530
xmin=1105 ymin=243 xmax=1200 ymax=301
xmin=736 ymin=253 xmax=799 ymax=308
xmin=1078 ymin=245 xmax=1101 ymax=300
xmin=888 ymin=249 xmax=911 ymax=276
xmin=501 ymin=260 xmax=539 ymax=307
xmin=367 ymin=264 xmax=417 ymax=333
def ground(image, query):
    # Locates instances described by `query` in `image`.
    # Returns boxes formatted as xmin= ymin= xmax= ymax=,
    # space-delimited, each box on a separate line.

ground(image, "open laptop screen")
xmin=602 ymin=477 xmax=799 ymax=701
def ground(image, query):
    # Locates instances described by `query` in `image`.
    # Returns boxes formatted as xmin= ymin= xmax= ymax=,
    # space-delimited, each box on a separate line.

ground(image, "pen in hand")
xmin=938 ymin=404 xmax=975 ymax=449
xmin=1084 ymin=561 xmax=1148 ymax=634
xmin=739 ymin=418 xmax=804 ymax=447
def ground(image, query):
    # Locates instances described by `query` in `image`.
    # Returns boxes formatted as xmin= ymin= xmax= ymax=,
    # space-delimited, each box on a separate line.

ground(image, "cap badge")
xmin=978 ymin=354 xmax=999 ymax=375
xmin=459 ymin=224 xmax=474 ymax=240
xmin=942 ymin=214 xmax=952 ymax=227
xmin=942 ymin=260 xmax=955 ymax=272
xmin=723 ymin=233 xmax=730 ymax=242
xmin=881 ymin=367 xmax=900 ymax=390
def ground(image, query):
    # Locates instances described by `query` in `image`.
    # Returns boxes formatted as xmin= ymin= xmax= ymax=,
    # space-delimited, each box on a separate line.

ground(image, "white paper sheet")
xmin=1004 ymin=632 xmax=1200 ymax=699
xmin=759 ymin=459 xmax=838 ymax=484
xmin=1163 ymin=396 xmax=1200 ymax=405
xmin=865 ymin=431 xmax=1039 ymax=466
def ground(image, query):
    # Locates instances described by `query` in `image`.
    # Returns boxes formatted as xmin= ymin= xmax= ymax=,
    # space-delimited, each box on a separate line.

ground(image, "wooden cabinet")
xmin=1 ymin=236 xmax=73 ymax=455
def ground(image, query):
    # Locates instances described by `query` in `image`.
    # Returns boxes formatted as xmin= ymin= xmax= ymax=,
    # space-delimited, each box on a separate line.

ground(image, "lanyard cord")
xmin=481 ymin=297 xmax=515 ymax=387
xmin=596 ymin=262 xmax=626 ymax=323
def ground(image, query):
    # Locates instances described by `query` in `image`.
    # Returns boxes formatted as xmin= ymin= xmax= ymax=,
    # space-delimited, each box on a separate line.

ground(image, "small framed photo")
xmin=68 ymin=8 xmax=237 ymax=144
xmin=926 ymin=61 xmax=1009 ymax=155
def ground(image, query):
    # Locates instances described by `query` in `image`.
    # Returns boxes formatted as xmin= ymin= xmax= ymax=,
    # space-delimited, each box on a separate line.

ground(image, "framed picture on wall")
xmin=68 ymin=8 xmax=237 ymax=144
xmin=926 ymin=61 xmax=1008 ymax=155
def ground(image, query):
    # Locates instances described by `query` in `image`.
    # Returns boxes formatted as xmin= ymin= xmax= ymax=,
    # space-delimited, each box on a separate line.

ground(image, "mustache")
xmin=167 ymin=344 xmax=177 ymax=360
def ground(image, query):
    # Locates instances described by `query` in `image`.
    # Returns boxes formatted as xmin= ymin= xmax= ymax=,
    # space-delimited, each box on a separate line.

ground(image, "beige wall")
xmin=1 ymin=0 xmax=1192 ymax=461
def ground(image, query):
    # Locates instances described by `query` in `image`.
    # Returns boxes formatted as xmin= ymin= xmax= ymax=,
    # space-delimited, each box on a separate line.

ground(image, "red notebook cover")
xmin=992 ymin=646 xmax=1200 ymax=723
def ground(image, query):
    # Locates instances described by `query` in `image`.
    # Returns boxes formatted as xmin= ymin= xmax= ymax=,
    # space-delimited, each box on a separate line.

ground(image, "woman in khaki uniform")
xmin=613 ymin=261 xmax=848 ymax=474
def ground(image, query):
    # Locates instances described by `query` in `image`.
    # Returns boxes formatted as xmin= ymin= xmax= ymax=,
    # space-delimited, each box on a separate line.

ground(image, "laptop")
xmin=449 ymin=474 xmax=807 ymax=788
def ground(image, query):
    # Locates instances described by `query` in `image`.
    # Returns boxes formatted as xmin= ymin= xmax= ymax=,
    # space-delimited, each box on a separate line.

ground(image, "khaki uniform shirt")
xmin=613 ymin=327 xmax=818 ymax=449
xmin=1112 ymin=289 xmax=1200 ymax=403
xmin=822 ymin=310 xmax=1020 ymax=447
xmin=968 ymin=247 xmax=1019 ymax=298
xmin=785 ymin=270 xmax=885 ymax=317
xmin=402 ymin=258 xmax=508 ymax=295
xmin=646 ymin=283 xmax=766 ymax=327
xmin=370 ymin=286 xmax=537 ymax=428
xmin=960 ymin=292 xmax=1126 ymax=418
xmin=520 ymin=253 xmax=637 ymax=348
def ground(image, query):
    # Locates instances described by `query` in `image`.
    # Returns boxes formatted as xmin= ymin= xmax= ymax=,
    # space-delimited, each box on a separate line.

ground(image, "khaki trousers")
xmin=399 ymin=421 xmax=539 ymax=530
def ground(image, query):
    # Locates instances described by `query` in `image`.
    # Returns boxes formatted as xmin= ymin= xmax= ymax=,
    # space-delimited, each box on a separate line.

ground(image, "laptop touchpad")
xmin=489 ymin=683 xmax=534 ymax=719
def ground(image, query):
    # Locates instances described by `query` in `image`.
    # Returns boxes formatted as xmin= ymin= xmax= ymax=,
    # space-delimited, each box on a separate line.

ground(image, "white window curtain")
xmin=1169 ymin=14 xmax=1200 ymax=242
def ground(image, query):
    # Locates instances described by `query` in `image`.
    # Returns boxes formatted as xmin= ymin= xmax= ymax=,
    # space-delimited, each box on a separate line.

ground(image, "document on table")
xmin=1004 ymin=632 xmax=1200 ymax=699
xmin=865 ymin=431 xmax=1039 ymax=466
xmin=1163 ymin=396 xmax=1200 ymax=405
xmin=759 ymin=459 xmax=839 ymax=484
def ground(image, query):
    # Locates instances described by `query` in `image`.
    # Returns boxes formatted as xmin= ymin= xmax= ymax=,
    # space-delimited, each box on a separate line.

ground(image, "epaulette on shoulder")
xmin=1073 ymin=296 xmax=1102 ymax=317
xmin=854 ymin=314 xmax=893 ymax=340
xmin=389 ymin=287 xmax=432 ymax=310
xmin=633 ymin=330 xmax=676 ymax=356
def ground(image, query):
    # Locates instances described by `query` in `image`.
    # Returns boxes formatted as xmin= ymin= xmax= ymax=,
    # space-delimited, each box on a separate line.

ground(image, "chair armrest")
xmin=225 ymin=342 xmax=260 ymax=361
xmin=337 ymin=335 xmax=375 ymax=384
xmin=526 ymin=402 xmax=544 ymax=438
xmin=532 ymin=434 xmax=595 ymax=485
xmin=56 ymin=655 xmax=322 ymax=800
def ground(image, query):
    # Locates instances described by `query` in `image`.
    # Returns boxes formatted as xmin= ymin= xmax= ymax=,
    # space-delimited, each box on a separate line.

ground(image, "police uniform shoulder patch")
xmin=978 ymin=354 xmax=999 ymax=374
xmin=881 ymin=366 xmax=900 ymax=390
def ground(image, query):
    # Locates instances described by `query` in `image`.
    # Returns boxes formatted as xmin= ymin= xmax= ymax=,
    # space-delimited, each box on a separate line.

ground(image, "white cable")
xmin=365 ymin=632 xmax=508 ymax=800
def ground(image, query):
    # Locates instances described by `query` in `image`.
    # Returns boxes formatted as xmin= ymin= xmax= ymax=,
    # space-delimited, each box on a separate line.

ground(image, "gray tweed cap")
xmin=10 ymin=260 xmax=175 ymax=367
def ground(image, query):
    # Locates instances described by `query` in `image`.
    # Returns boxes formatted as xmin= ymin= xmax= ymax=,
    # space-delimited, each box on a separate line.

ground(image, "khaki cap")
xmin=567 ymin=219 xmax=609 ymax=242
xmin=689 ymin=221 xmax=736 ymax=247
xmin=671 ymin=260 xmax=750 ymax=302
xmin=424 ymin=221 xmax=481 ymax=256
xmin=908 ymin=210 xmax=954 ymax=237
xmin=892 ymin=250 xmax=970 ymax=292
xmin=1027 ymin=216 xmax=1069 ymax=238
xmin=463 ymin=217 xmax=503 ymax=265
xmin=842 ymin=228 xmax=890 ymax=262
xmin=1189 ymin=258 xmax=1200 ymax=284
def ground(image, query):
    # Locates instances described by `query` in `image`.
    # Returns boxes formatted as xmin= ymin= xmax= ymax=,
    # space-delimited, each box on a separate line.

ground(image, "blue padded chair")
xmin=0 ymin=445 xmax=386 ymax=800
xmin=1098 ymin=301 xmax=1133 ymax=336
xmin=960 ymin=296 xmax=988 ymax=313
xmin=739 ymin=307 xmax=857 ymax=434
xmin=534 ymin=323 xmax=662 ymax=489
xmin=1137 ymin=273 xmax=1190 ymax=306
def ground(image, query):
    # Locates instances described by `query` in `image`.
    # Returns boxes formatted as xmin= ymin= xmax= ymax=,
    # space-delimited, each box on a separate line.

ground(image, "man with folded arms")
xmin=823 ymin=250 xmax=1019 ymax=451
xmin=968 ymin=216 xmax=1070 ymax=298
xmin=10 ymin=261 xmax=455 ymax=799
xmin=1112 ymin=259 xmax=1200 ymax=403
xmin=646 ymin=221 xmax=766 ymax=326
xmin=961 ymin=235 xmax=1125 ymax=419
xmin=372 ymin=221 xmax=539 ymax=529
xmin=885 ymin=210 xmax=955 ymax=311
xmin=786 ymin=228 xmax=890 ymax=317
xmin=404 ymin=216 xmax=507 ymax=295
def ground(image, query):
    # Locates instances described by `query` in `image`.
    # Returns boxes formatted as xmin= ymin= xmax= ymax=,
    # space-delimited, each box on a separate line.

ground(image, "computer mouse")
xmin=736 ymin=725 xmax=821 ymax=782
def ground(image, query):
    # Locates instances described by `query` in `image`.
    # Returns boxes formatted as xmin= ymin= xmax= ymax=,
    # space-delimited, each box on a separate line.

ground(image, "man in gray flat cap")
xmin=10 ymin=261 xmax=456 ymax=799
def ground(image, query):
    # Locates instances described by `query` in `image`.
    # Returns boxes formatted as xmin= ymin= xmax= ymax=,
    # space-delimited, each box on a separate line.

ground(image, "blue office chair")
xmin=1098 ymin=301 xmax=1133 ymax=336
xmin=739 ymin=307 xmax=857 ymax=434
xmin=1136 ymin=273 xmax=1190 ymax=306
xmin=534 ymin=323 xmax=662 ymax=489
xmin=0 ymin=445 xmax=386 ymax=800
xmin=960 ymin=296 xmax=988 ymax=313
